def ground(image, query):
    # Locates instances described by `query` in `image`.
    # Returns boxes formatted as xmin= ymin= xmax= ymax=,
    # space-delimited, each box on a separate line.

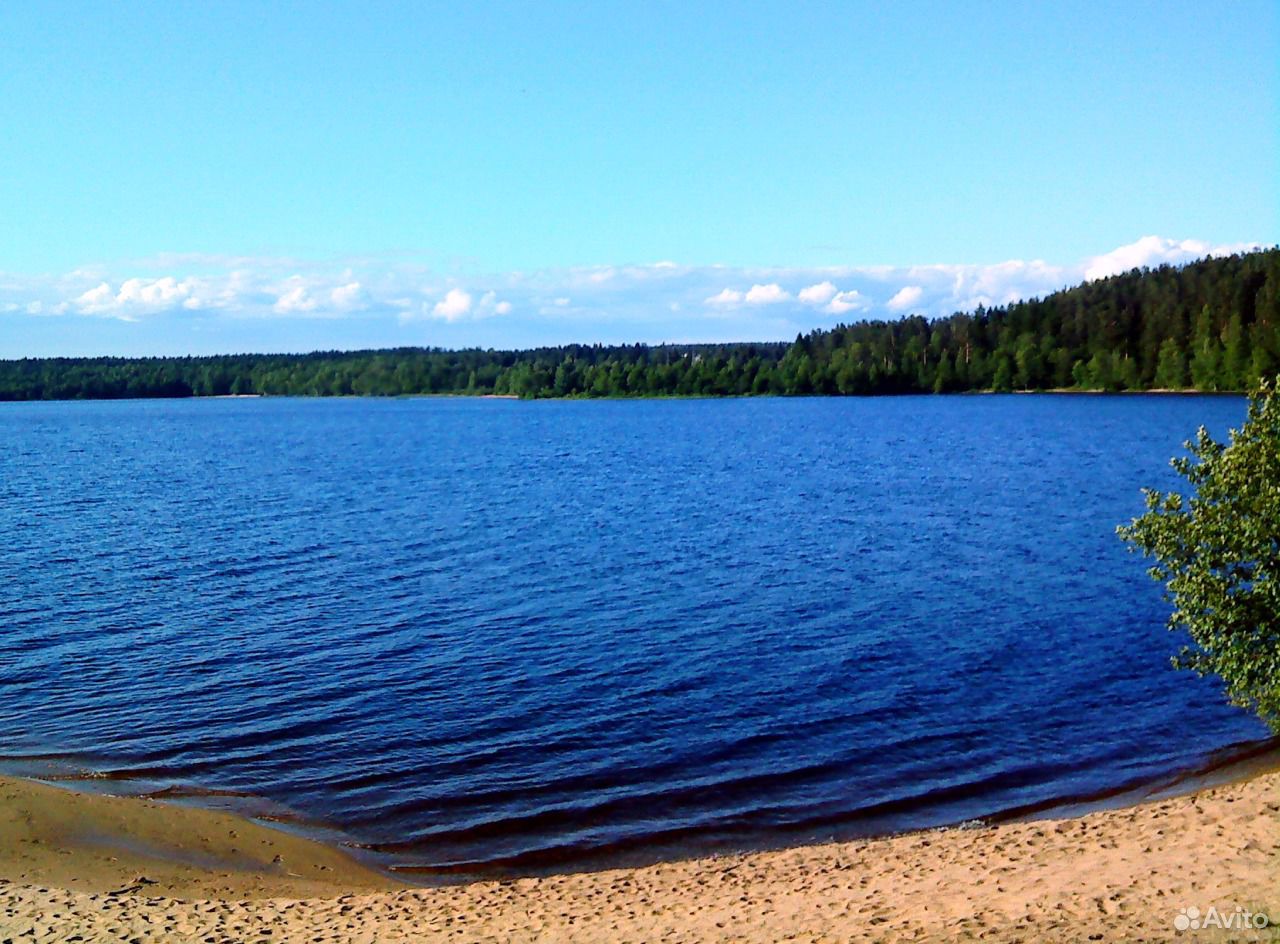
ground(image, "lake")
xmin=0 ymin=394 xmax=1267 ymax=875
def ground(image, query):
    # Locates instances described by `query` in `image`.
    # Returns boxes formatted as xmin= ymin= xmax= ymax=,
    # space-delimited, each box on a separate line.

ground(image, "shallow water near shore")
xmin=0 ymin=394 xmax=1267 ymax=876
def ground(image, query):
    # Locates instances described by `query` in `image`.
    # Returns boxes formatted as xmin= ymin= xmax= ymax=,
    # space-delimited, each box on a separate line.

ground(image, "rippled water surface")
xmin=0 ymin=395 xmax=1266 ymax=873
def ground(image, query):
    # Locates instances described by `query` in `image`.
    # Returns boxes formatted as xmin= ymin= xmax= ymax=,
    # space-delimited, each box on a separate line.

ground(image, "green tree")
xmin=1114 ymin=352 xmax=1140 ymax=391
xmin=1190 ymin=305 xmax=1224 ymax=391
xmin=1013 ymin=333 xmax=1040 ymax=389
xmin=1118 ymin=379 xmax=1280 ymax=727
xmin=1153 ymin=338 xmax=1189 ymax=390
xmin=553 ymin=360 xmax=579 ymax=396
xmin=991 ymin=354 xmax=1014 ymax=392
xmin=1084 ymin=351 xmax=1113 ymax=390
xmin=932 ymin=351 xmax=954 ymax=394
xmin=1222 ymin=313 xmax=1249 ymax=390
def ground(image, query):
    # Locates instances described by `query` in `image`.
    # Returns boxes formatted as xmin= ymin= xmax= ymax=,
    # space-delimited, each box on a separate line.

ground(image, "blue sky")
xmin=0 ymin=1 xmax=1275 ymax=356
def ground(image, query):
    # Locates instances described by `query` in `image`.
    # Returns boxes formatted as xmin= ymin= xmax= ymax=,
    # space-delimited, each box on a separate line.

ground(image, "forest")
xmin=1 ymin=248 xmax=1277 ymax=401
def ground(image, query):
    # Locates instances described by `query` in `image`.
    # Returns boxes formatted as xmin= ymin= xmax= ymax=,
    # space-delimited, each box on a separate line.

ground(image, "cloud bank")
xmin=0 ymin=236 xmax=1264 ymax=355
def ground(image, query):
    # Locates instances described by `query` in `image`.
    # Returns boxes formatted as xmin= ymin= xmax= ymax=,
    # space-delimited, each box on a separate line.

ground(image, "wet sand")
xmin=1 ymin=770 xmax=1277 ymax=942
xmin=0 ymin=775 xmax=397 ymax=900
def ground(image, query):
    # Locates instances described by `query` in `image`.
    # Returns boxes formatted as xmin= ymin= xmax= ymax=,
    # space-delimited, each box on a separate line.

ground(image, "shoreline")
xmin=0 ymin=774 xmax=400 ymax=900
xmin=0 ymin=388 xmax=1251 ymax=406
xmin=2 ymin=754 xmax=1278 ymax=942
xmin=6 ymin=735 xmax=1277 ymax=884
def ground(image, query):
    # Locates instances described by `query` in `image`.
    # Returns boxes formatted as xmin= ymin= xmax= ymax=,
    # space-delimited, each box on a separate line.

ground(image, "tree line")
xmin=1 ymin=248 xmax=1277 ymax=401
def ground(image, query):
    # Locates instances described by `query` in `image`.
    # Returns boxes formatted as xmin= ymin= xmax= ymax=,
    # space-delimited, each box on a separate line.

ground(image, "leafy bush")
xmin=1119 ymin=379 xmax=1280 ymax=727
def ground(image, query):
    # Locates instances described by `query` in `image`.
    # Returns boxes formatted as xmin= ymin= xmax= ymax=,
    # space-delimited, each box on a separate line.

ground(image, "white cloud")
xmin=69 ymin=276 xmax=205 ymax=318
xmin=475 ymin=291 xmax=513 ymax=318
xmin=798 ymin=281 xmax=866 ymax=315
xmin=886 ymin=285 xmax=924 ymax=312
xmin=2 ymin=236 xmax=1264 ymax=351
xmin=1083 ymin=235 xmax=1261 ymax=282
xmin=330 ymin=281 xmax=363 ymax=309
xmin=117 ymin=276 xmax=193 ymax=308
xmin=432 ymin=288 xmax=473 ymax=321
xmin=705 ymin=288 xmax=744 ymax=308
xmin=826 ymin=290 xmax=867 ymax=315
xmin=745 ymin=283 xmax=790 ymax=305
xmin=708 ymin=284 xmax=792 ymax=309
xmin=75 ymin=283 xmax=114 ymax=312
xmin=929 ymin=259 xmax=1067 ymax=313
xmin=274 ymin=277 xmax=318 ymax=314
xmin=798 ymin=281 xmax=838 ymax=305
xmin=398 ymin=286 xmax=513 ymax=323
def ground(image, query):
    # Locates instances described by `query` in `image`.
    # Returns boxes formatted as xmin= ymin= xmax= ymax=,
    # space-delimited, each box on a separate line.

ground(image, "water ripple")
xmin=0 ymin=395 xmax=1266 ymax=874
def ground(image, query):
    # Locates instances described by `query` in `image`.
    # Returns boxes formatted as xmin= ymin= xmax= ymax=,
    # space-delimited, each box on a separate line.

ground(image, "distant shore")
xmin=3 ymin=761 xmax=1277 ymax=942
xmin=0 ymin=387 xmax=1250 ymax=406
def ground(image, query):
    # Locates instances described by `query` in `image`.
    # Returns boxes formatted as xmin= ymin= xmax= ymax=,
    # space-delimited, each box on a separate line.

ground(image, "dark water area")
xmin=0 ymin=394 xmax=1268 ymax=876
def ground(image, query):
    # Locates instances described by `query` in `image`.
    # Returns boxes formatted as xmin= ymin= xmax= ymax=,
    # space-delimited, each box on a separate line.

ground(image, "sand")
xmin=0 ymin=776 xmax=397 ymax=900
xmin=1 ymin=770 xmax=1277 ymax=943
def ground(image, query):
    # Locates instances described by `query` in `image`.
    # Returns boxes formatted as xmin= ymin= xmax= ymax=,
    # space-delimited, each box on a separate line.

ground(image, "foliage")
xmin=1 ymin=248 xmax=1277 ymax=400
xmin=1118 ymin=378 xmax=1280 ymax=727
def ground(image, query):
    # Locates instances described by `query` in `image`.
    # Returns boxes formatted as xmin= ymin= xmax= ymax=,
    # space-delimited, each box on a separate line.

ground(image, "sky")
xmin=0 ymin=1 xmax=1275 ymax=357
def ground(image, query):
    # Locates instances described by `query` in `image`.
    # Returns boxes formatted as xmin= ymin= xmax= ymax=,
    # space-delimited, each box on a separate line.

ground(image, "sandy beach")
xmin=1 ymin=769 xmax=1277 ymax=943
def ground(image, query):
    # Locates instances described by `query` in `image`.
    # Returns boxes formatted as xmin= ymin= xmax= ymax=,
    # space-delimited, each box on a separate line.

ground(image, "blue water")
xmin=0 ymin=395 xmax=1267 ymax=874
